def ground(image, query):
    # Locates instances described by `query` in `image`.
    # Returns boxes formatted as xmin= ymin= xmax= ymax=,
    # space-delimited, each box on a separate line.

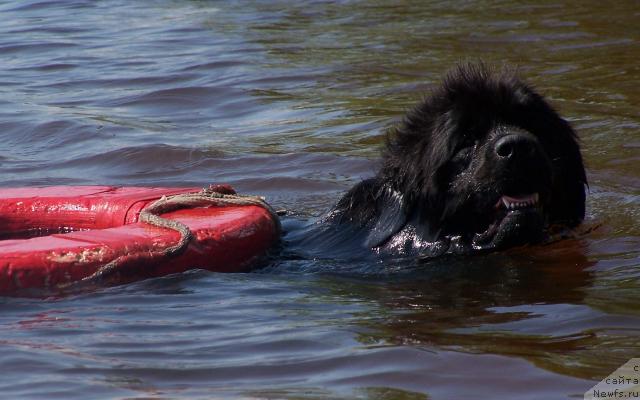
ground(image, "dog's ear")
xmin=516 ymin=91 xmax=587 ymax=226
xmin=381 ymin=97 xmax=458 ymax=197
xmin=547 ymin=118 xmax=587 ymax=226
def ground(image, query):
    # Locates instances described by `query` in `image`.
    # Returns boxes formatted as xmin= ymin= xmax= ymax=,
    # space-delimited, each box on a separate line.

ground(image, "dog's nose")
xmin=495 ymin=133 xmax=538 ymax=160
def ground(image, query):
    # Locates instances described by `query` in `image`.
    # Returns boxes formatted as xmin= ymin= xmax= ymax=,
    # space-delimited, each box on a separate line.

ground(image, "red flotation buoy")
xmin=0 ymin=185 xmax=280 ymax=293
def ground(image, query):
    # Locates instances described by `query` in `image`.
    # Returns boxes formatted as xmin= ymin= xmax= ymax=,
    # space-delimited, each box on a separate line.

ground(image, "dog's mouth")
xmin=472 ymin=193 xmax=545 ymax=250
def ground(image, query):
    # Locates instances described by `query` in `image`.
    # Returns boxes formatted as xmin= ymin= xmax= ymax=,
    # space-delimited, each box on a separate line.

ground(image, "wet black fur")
xmin=328 ymin=63 xmax=586 ymax=255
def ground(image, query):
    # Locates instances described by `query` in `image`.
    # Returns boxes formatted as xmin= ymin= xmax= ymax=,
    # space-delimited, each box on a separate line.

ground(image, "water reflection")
xmin=313 ymin=241 xmax=614 ymax=378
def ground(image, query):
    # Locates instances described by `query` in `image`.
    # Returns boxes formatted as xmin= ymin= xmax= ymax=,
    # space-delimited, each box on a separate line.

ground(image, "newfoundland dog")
xmin=320 ymin=63 xmax=586 ymax=258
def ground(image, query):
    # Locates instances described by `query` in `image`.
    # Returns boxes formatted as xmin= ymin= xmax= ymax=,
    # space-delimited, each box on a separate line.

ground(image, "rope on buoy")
xmin=139 ymin=186 xmax=282 ymax=258
xmin=62 ymin=185 xmax=280 ymax=287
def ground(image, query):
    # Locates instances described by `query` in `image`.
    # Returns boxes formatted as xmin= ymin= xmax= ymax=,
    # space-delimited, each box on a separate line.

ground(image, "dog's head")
xmin=381 ymin=64 xmax=586 ymax=251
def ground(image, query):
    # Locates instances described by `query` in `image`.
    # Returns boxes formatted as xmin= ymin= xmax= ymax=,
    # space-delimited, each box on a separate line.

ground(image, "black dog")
xmin=322 ymin=63 xmax=586 ymax=258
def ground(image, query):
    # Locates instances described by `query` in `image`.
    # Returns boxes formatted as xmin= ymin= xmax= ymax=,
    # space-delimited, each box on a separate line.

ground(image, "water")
xmin=0 ymin=1 xmax=639 ymax=398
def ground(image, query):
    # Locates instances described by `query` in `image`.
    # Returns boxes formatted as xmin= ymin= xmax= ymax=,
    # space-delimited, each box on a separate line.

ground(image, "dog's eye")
xmin=450 ymin=143 xmax=474 ymax=166
xmin=455 ymin=139 xmax=476 ymax=155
